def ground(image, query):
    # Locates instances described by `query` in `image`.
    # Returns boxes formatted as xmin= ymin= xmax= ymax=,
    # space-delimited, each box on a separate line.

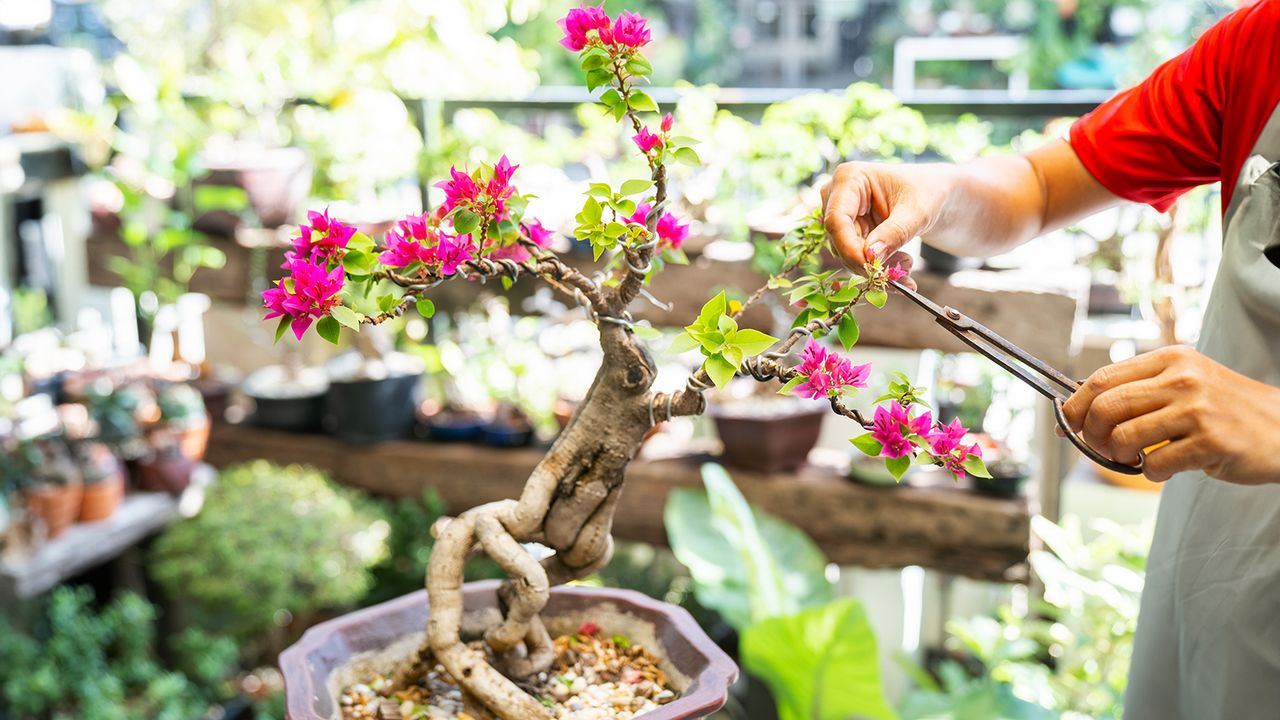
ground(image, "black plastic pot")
xmin=422 ymin=412 xmax=486 ymax=442
xmin=973 ymin=471 xmax=1029 ymax=499
xmin=479 ymin=422 xmax=535 ymax=448
xmin=324 ymin=372 xmax=422 ymax=444
xmin=250 ymin=393 xmax=326 ymax=433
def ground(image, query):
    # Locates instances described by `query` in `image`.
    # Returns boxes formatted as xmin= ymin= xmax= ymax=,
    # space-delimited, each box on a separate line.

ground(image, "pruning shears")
xmin=888 ymin=279 xmax=1145 ymax=476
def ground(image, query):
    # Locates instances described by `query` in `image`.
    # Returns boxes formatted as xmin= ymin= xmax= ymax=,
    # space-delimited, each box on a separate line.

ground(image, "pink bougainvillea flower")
xmin=378 ymin=214 xmax=438 ymax=269
xmin=262 ymin=257 xmax=344 ymax=340
xmin=488 ymin=155 xmax=519 ymax=200
xmin=871 ymin=402 xmax=913 ymax=458
xmin=632 ymin=126 xmax=664 ymax=154
xmin=289 ymin=208 xmax=355 ymax=264
xmin=660 ymin=112 xmax=674 ymax=133
xmin=558 ymin=4 xmax=611 ymax=51
xmin=611 ymin=10 xmax=651 ymax=49
xmin=791 ymin=339 xmax=871 ymax=400
xmin=435 ymin=166 xmax=480 ymax=214
xmin=524 ymin=219 xmax=555 ymax=250
xmin=928 ymin=417 xmax=968 ymax=456
xmin=627 ymin=204 xmax=689 ymax=251
xmin=885 ymin=263 xmax=909 ymax=283
xmin=435 ymin=234 xmax=478 ymax=276
xmin=490 ymin=219 xmax=555 ymax=263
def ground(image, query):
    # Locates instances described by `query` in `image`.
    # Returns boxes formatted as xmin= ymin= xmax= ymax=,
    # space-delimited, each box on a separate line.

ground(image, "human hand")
xmin=820 ymin=161 xmax=958 ymax=272
xmin=1061 ymin=345 xmax=1280 ymax=484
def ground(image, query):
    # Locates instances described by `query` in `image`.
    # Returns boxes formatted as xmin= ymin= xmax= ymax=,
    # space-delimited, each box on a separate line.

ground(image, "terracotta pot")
xmin=710 ymin=406 xmax=826 ymax=473
xmin=23 ymin=484 xmax=83 ymax=539
xmin=279 ymin=581 xmax=737 ymax=720
xmin=79 ymin=473 xmax=125 ymax=522
xmin=173 ymin=417 xmax=211 ymax=461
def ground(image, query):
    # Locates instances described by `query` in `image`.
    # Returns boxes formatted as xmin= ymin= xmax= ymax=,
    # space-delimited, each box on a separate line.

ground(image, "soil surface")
xmin=340 ymin=625 xmax=676 ymax=720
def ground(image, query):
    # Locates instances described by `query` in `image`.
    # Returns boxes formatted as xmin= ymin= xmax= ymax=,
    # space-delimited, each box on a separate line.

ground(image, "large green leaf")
xmin=741 ymin=598 xmax=897 ymax=720
xmin=664 ymin=464 xmax=832 ymax=630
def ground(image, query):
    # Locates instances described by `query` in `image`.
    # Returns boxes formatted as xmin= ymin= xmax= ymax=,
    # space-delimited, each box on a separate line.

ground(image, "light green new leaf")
xmin=316 ymin=316 xmax=341 ymax=345
xmin=628 ymin=90 xmax=659 ymax=112
xmin=697 ymin=291 xmax=727 ymax=329
xmin=619 ymin=178 xmax=654 ymax=196
xmin=886 ymin=455 xmax=911 ymax=481
xmin=631 ymin=324 xmax=662 ymax=340
xmin=703 ymin=353 xmax=738 ymax=389
xmin=674 ymin=147 xmax=701 ymax=166
xmin=330 ymin=305 xmax=361 ymax=331
xmin=866 ymin=289 xmax=888 ymax=308
xmin=583 ymin=197 xmax=603 ymax=224
xmin=728 ymin=328 xmax=779 ymax=356
xmin=962 ymin=455 xmax=993 ymax=479
xmin=416 ymin=299 xmax=435 ymax=319
xmin=740 ymin=599 xmax=896 ymax=720
xmin=777 ymin=376 xmax=805 ymax=396
xmin=667 ymin=331 xmax=701 ymax=354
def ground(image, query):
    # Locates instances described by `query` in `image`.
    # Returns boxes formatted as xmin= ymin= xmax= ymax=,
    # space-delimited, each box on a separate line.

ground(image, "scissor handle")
xmin=1052 ymin=398 xmax=1145 ymax=475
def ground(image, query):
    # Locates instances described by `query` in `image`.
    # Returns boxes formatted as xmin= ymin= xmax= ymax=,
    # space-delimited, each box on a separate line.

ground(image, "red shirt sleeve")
xmin=1069 ymin=0 xmax=1280 ymax=213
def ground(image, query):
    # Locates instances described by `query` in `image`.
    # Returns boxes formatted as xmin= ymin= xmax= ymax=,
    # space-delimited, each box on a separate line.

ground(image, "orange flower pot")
xmin=79 ymin=473 xmax=125 ymax=523
xmin=24 ymin=483 xmax=84 ymax=539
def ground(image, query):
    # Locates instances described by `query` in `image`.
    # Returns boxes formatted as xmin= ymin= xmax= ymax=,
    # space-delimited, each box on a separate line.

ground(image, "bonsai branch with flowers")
xmin=264 ymin=6 xmax=988 ymax=718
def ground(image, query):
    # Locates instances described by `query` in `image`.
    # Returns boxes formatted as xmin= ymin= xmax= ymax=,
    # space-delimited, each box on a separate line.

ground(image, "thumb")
xmin=865 ymin=203 xmax=929 ymax=262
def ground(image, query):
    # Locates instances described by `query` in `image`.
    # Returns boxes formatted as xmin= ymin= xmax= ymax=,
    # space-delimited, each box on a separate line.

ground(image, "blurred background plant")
xmin=149 ymin=461 xmax=389 ymax=665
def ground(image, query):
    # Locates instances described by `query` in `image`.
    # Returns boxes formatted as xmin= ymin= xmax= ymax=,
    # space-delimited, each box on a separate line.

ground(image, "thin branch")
xmin=607 ymin=60 xmax=664 ymax=312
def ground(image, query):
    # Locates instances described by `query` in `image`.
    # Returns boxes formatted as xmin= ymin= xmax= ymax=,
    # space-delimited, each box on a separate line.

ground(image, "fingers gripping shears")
xmin=888 ymin=279 xmax=1145 ymax=475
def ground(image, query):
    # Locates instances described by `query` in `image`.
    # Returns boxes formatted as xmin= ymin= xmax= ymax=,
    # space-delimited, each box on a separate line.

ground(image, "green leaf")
xmin=316 ymin=316 xmax=341 ymax=345
xmin=667 ymin=331 xmax=701 ymax=354
xmin=600 ymin=88 xmax=622 ymax=108
xmin=453 ymin=209 xmax=480 ymax=236
xmin=377 ymin=294 xmax=398 ymax=313
xmin=193 ymin=184 xmax=249 ymax=214
xmin=619 ymin=178 xmax=654 ymax=196
xmin=697 ymin=291 xmax=727 ymax=329
xmin=727 ymin=328 xmax=778 ymax=356
xmin=886 ymin=455 xmax=911 ymax=481
xmin=587 ymin=182 xmax=613 ymax=198
xmin=274 ymin=316 xmax=291 ymax=343
xmin=777 ymin=376 xmax=805 ymax=396
xmin=667 ymin=135 xmax=700 ymax=147
xmin=851 ymin=433 xmax=883 ymax=457
xmin=664 ymin=465 xmax=833 ymax=632
xmin=625 ymin=56 xmax=652 ymax=75
xmin=416 ymin=299 xmax=435 ymax=319
xmin=604 ymin=221 xmax=627 ymax=238
xmin=962 ymin=455 xmax=993 ymax=479
xmin=501 ymin=276 xmax=514 ymax=291
xmin=583 ymin=197 xmax=603 ymax=224
xmin=837 ymin=314 xmax=860 ymax=350
xmin=581 ymin=53 xmax=608 ymax=71
xmin=330 ymin=305 xmax=361 ymax=331
xmin=740 ymin=599 xmax=896 ymax=720
xmin=866 ymin=289 xmax=888 ymax=308
xmin=347 ymin=231 xmax=374 ymax=254
xmin=586 ymin=68 xmax=612 ymax=91
xmin=628 ymin=90 xmax=658 ymax=112
xmin=703 ymin=354 xmax=738 ymax=389
xmin=673 ymin=147 xmax=701 ymax=166
xmin=631 ymin=324 xmax=662 ymax=341
xmin=342 ymin=250 xmax=372 ymax=273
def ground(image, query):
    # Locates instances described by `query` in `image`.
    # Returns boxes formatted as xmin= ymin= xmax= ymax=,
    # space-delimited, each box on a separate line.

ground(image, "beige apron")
xmin=1125 ymin=102 xmax=1280 ymax=718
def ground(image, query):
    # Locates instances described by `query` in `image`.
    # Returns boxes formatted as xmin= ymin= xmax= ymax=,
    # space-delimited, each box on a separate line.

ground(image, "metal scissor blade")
xmin=939 ymin=318 xmax=1072 ymax=403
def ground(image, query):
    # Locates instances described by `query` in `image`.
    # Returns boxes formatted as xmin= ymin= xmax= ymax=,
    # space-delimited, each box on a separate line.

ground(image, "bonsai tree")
xmin=264 ymin=6 xmax=989 ymax=717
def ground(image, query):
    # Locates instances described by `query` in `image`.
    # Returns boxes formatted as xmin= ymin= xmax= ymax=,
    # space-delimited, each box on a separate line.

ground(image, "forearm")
xmin=923 ymin=139 xmax=1123 ymax=258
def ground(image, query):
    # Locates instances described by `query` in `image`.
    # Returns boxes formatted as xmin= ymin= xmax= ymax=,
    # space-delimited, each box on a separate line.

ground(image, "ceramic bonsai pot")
xmin=279 ymin=581 xmax=737 ymax=720
xmin=23 ymin=483 xmax=83 ymax=539
xmin=324 ymin=371 xmax=422 ymax=445
xmin=244 ymin=366 xmax=329 ymax=434
xmin=419 ymin=407 xmax=486 ymax=442
xmin=710 ymin=404 xmax=826 ymax=474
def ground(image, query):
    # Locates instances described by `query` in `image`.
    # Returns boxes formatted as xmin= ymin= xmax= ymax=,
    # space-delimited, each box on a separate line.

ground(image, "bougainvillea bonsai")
xmin=265 ymin=6 xmax=988 ymax=717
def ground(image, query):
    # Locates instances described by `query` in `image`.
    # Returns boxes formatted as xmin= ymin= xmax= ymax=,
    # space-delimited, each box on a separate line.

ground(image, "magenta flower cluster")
xmin=870 ymin=400 xmax=982 ymax=478
xmin=287 ymin=208 xmax=355 ymax=264
xmin=791 ymin=339 xmax=871 ymax=400
xmin=559 ymin=5 xmax=651 ymax=52
xmin=436 ymin=155 xmax=519 ymax=227
xmin=627 ymin=201 xmax=689 ymax=251
xmin=263 ymin=259 xmax=344 ymax=341
xmin=632 ymin=113 xmax=674 ymax=156
xmin=379 ymin=214 xmax=478 ymax=275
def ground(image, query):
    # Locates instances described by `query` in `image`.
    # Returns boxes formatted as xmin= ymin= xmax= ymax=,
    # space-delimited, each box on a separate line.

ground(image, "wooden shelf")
xmin=0 ymin=492 xmax=181 ymax=601
xmin=206 ymin=424 xmax=1029 ymax=583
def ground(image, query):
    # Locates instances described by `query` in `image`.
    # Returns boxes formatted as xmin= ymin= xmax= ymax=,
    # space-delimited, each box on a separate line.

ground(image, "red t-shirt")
xmin=1069 ymin=0 xmax=1280 ymax=214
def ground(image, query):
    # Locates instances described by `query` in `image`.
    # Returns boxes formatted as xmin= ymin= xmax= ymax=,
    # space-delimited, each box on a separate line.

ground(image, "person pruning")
xmin=823 ymin=2 xmax=1280 ymax=717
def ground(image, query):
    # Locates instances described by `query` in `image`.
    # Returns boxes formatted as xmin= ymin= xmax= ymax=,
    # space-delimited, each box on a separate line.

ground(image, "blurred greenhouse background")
xmin=0 ymin=1 xmax=1238 ymax=719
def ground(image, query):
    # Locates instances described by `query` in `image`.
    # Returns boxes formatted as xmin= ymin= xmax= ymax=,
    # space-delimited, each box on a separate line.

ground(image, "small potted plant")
xmin=75 ymin=441 xmax=127 ymax=523
xmin=974 ymin=455 xmax=1032 ymax=499
xmin=157 ymin=381 xmax=211 ymax=460
xmin=478 ymin=401 xmax=536 ymax=448
xmin=323 ymin=330 xmax=424 ymax=445
xmin=20 ymin=437 xmax=84 ymax=540
xmin=243 ymin=361 xmax=330 ymax=434
xmin=132 ymin=428 xmax=197 ymax=496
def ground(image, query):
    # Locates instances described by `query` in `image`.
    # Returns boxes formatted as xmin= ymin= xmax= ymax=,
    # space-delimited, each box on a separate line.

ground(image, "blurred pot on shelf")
xmin=76 ymin=442 xmax=126 ymax=522
xmin=194 ymin=145 xmax=312 ymax=234
xmin=973 ymin=458 xmax=1031 ymax=499
xmin=157 ymin=382 xmax=210 ymax=461
xmin=323 ymin=341 xmax=423 ymax=445
xmin=709 ymin=396 xmax=826 ymax=474
xmin=131 ymin=430 xmax=196 ymax=495
xmin=243 ymin=365 xmax=329 ymax=434
xmin=479 ymin=402 xmax=535 ymax=448
xmin=419 ymin=401 xmax=487 ymax=442
xmin=21 ymin=438 xmax=84 ymax=539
